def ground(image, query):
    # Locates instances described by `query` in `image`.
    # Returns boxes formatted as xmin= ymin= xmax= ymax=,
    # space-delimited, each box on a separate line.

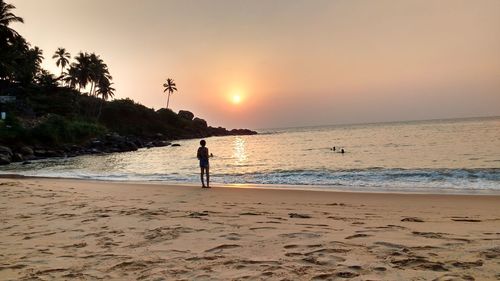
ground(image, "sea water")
xmin=1 ymin=117 xmax=499 ymax=193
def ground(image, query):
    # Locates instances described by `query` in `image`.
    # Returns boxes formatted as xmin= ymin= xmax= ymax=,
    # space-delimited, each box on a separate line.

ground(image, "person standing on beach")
xmin=197 ymin=140 xmax=210 ymax=188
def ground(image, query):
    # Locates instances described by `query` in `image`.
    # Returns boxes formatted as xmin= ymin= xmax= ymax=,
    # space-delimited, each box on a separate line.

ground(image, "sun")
xmin=232 ymin=94 xmax=242 ymax=104
xmin=229 ymin=89 xmax=244 ymax=105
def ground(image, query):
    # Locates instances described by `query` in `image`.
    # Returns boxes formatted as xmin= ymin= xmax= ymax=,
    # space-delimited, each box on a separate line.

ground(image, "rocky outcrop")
xmin=229 ymin=128 xmax=258 ymax=135
xmin=0 ymin=145 xmax=12 ymax=165
xmin=0 ymin=154 xmax=10 ymax=165
xmin=19 ymin=146 xmax=34 ymax=157
xmin=0 ymin=110 xmax=258 ymax=165
xmin=178 ymin=110 xmax=194 ymax=121
xmin=193 ymin=117 xmax=208 ymax=128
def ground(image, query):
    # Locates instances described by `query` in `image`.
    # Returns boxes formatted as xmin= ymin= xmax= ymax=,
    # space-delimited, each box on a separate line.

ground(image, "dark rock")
xmin=35 ymin=150 xmax=65 ymax=158
xmin=230 ymin=128 xmax=258 ymax=135
xmin=0 ymin=145 xmax=12 ymax=157
xmin=193 ymin=117 xmax=208 ymax=128
xmin=19 ymin=146 xmax=34 ymax=156
xmin=105 ymin=132 xmax=125 ymax=143
xmin=12 ymin=153 xmax=23 ymax=162
xmin=178 ymin=110 xmax=194 ymax=121
xmin=153 ymin=140 xmax=171 ymax=147
xmin=171 ymin=144 xmax=181 ymax=147
xmin=90 ymin=140 xmax=103 ymax=148
xmin=34 ymin=149 xmax=47 ymax=157
xmin=0 ymin=154 xmax=11 ymax=165
xmin=120 ymin=141 xmax=138 ymax=151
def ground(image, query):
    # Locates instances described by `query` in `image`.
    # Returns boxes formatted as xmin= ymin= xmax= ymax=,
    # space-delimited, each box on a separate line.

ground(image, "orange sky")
xmin=11 ymin=0 xmax=500 ymax=129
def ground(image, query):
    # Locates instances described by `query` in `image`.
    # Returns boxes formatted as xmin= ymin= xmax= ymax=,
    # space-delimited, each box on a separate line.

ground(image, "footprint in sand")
xmin=345 ymin=233 xmax=371 ymax=240
xmin=279 ymin=232 xmax=321 ymax=239
xmin=239 ymin=212 xmax=262 ymax=216
xmin=391 ymin=257 xmax=448 ymax=272
xmin=289 ymin=213 xmax=312 ymax=219
xmin=336 ymin=271 xmax=360 ymax=278
xmin=412 ymin=231 xmax=446 ymax=239
xmin=451 ymin=218 xmax=482 ymax=222
xmin=480 ymin=246 xmax=500 ymax=259
xmin=205 ymin=244 xmax=241 ymax=253
xmin=250 ymin=226 xmax=276 ymax=231
xmin=432 ymin=273 xmax=475 ymax=281
xmin=450 ymin=260 xmax=483 ymax=269
xmin=401 ymin=217 xmax=424 ymax=222
xmin=220 ymin=232 xmax=242 ymax=241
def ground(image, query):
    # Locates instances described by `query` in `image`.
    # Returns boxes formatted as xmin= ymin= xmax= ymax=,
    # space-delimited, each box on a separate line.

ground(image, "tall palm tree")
xmin=52 ymin=47 xmax=70 ymax=76
xmin=0 ymin=0 xmax=24 ymax=81
xmin=73 ymin=52 xmax=91 ymax=92
xmin=0 ymin=0 xmax=24 ymax=40
xmin=95 ymin=76 xmax=115 ymax=119
xmin=63 ymin=66 xmax=78 ymax=88
xmin=96 ymin=78 xmax=115 ymax=101
xmin=29 ymin=46 xmax=43 ymax=66
xmin=163 ymin=78 xmax=177 ymax=109
xmin=64 ymin=52 xmax=113 ymax=95
xmin=88 ymin=53 xmax=110 ymax=96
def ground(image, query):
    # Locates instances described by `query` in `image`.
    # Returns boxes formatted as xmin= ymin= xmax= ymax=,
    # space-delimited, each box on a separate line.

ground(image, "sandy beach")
xmin=0 ymin=177 xmax=499 ymax=280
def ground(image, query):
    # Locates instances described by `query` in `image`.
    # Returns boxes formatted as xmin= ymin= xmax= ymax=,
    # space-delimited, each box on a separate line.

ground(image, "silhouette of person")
xmin=197 ymin=140 xmax=210 ymax=188
xmin=341 ymin=148 xmax=345 ymax=154
xmin=332 ymin=146 xmax=336 ymax=151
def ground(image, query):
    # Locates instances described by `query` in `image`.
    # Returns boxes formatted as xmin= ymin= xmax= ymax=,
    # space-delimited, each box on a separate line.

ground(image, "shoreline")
xmin=1 ymin=173 xmax=500 ymax=196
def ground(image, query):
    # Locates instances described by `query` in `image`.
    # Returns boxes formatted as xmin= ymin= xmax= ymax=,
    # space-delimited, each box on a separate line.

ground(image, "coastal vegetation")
xmin=0 ymin=0 xmax=255 ymax=165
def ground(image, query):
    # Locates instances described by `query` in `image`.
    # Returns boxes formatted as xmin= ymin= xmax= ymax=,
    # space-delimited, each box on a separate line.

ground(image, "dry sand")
xmin=0 ymin=177 xmax=499 ymax=280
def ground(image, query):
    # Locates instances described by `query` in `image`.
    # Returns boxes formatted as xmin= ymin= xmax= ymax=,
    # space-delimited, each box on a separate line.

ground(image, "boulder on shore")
xmin=178 ymin=110 xmax=194 ymax=121
xmin=19 ymin=146 xmax=34 ymax=156
xmin=193 ymin=117 xmax=208 ymax=128
xmin=0 ymin=154 xmax=10 ymax=165
xmin=0 ymin=145 xmax=13 ymax=157
xmin=12 ymin=153 xmax=24 ymax=162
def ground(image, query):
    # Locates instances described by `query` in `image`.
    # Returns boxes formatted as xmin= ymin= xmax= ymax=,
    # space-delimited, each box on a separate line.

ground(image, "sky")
xmin=10 ymin=0 xmax=500 ymax=129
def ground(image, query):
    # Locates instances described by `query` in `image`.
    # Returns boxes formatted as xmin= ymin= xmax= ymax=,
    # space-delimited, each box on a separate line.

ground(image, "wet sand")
xmin=1 ymin=177 xmax=499 ymax=280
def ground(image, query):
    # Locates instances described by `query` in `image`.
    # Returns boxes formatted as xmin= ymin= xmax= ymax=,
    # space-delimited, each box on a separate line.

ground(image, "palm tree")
xmin=88 ymin=53 xmax=110 ymax=96
xmin=0 ymin=0 xmax=24 ymax=40
xmin=96 ymin=78 xmax=115 ymax=101
xmin=96 ymin=77 xmax=115 ymax=119
xmin=163 ymin=78 xmax=177 ymax=109
xmin=64 ymin=52 xmax=113 ymax=96
xmin=52 ymin=47 xmax=70 ymax=76
xmin=29 ymin=46 xmax=43 ymax=65
xmin=63 ymin=66 xmax=79 ymax=88
xmin=0 ymin=0 xmax=24 ymax=81
xmin=75 ymin=52 xmax=91 ymax=91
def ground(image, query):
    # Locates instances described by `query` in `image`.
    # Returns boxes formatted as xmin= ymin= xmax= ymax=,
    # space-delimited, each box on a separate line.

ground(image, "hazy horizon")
xmin=10 ymin=0 xmax=500 ymax=129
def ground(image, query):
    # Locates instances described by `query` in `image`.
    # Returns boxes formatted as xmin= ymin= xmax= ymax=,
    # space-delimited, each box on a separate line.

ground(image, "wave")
xmin=2 ymin=167 xmax=499 ymax=193
xmin=213 ymin=168 xmax=500 ymax=191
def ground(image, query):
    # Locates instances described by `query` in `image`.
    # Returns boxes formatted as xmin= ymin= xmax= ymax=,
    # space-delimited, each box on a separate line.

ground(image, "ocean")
xmin=1 ymin=117 xmax=499 ymax=193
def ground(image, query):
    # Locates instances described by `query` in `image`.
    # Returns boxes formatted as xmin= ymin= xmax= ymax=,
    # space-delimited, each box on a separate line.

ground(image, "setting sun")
xmin=232 ymin=94 xmax=242 ymax=104
xmin=229 ymin=88 xmax=244 ymax=105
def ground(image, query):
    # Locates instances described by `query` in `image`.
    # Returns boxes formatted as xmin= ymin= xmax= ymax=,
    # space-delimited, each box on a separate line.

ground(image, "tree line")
xmin=0 ymin=0 xmax=114 ymax=103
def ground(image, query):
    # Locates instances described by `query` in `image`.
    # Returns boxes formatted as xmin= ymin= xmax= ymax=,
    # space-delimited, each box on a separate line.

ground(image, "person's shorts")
xmin=200 ymin=159 xmax=209 ymax=168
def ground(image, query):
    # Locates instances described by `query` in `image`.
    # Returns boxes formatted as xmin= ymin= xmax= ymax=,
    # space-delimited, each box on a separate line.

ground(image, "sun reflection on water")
xmin=232 ymin=137 xmax=248 ymax=164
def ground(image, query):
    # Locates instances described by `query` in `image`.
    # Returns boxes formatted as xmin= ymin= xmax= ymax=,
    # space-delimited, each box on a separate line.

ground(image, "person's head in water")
xmin=200 ymin=140 xmax=206 ymax=147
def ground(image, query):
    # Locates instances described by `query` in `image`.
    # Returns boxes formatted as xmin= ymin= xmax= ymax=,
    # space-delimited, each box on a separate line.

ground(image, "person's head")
xmin=200 ymin=139 xmax=206 ymax=147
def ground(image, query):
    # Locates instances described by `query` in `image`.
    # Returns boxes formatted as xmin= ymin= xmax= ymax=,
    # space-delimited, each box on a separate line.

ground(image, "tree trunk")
xmin=97 ymin=98 xmax=104 ymax=120
xmin=166 ymin=93 xmax=171 ymax=109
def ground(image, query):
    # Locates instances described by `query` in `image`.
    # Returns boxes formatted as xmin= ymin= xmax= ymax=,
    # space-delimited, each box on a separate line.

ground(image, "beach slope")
xmin=1 ymin=178 xmax=499 ymax=280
